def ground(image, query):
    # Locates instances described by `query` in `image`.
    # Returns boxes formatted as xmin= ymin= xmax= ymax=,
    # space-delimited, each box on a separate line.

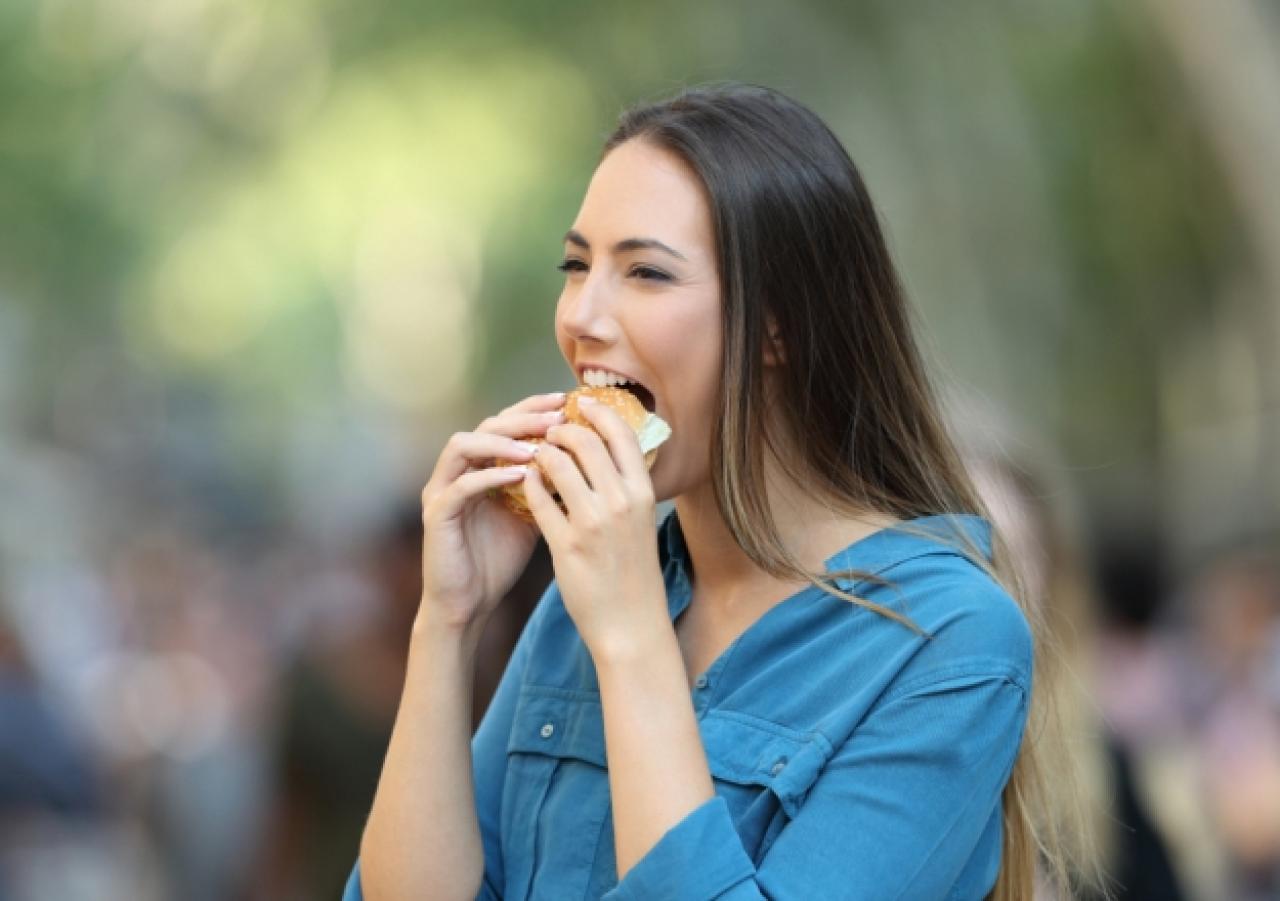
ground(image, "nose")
xmin=557 ymin=271 xmax=620 ymax=346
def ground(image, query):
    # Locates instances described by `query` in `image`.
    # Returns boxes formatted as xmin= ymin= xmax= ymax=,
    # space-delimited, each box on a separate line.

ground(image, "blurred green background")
xmin=2 ymin=1 xmax=1279 ymax=899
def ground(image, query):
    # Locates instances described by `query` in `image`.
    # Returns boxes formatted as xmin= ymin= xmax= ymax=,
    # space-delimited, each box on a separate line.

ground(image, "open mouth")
xmin=579 ymin=368 xmax=657 ymax=413
xmin=626 ymin=383 xmax=656 ymax=413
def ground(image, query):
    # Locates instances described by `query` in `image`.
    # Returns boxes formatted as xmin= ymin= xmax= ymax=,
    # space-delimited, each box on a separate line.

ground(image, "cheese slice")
xmin=637 ymin=413 xmax=672 ymax=455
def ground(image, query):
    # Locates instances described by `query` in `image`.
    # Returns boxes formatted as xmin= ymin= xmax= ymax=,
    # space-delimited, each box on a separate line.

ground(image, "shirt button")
xmin=539 ymin=723 xmax=555 ymax=739
xmin=770 ymin=758 xmax=787 ymax=777
xmin=694 ymin=675 xmax=709 ymax=690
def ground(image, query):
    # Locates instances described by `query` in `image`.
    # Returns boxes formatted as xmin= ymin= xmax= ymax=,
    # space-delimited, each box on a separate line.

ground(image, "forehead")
xmin=574 ymin=140 xmax=713 ymax=255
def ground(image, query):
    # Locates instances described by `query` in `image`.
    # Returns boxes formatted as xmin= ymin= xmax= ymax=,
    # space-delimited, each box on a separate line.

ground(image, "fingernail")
xmin=544 ymin=410 xmax=566 ymax=421
xmin=502 ymin=465 xmax=528 ymax=478
xmin=547 ymin=391 xmax=567 ymax=400
xmin=515 ymin=441 xmax=539 ymax=456
xmin=577 ymin=396 xmax=597 ymax=407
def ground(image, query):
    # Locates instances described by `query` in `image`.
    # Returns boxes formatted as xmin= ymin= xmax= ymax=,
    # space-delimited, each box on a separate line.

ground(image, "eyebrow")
xmin=563 ymin=229 xmax=688 ymax=262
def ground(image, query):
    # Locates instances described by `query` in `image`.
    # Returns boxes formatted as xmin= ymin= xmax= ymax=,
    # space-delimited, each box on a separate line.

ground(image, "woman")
xmin=346 ymin=83 xmax=1085 ymax=900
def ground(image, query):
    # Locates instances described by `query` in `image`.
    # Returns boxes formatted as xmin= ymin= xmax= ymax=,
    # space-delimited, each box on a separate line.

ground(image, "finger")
xmin=544 ymin=422 xmax=623 ymax=495
xmin=577 ymin=400 xmax=649 ymax=482
xmin=433 ymin=431 xmax=540 ymax=486
xmin=476 ymin=409 xmax=567 ymax=439
xmin=534 ymin=441 xmax=595 ymax=520
xmin=433 ymin=465 xmax=531 ymax=520
xmin=499 ymin=391 xmax=569 ymax=416
xmin=522 ymin=460 xmax=568 ymax=543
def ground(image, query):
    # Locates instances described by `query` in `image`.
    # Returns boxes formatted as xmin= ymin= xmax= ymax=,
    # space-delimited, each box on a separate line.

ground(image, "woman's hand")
xmin=522 ymin=397 xmax=669 ymax=656
xmin=417 ymin=391 xmax=567 ymax=633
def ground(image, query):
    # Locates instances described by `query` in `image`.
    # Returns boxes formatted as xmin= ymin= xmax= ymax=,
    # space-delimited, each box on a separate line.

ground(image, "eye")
xmin=630 ymin=265 xmax=671 ymax=282
xmin=556 ymin=258 xmax=588 ymax=274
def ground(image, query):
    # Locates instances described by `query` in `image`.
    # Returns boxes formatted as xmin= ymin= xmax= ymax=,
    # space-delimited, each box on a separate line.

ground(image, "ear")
xmin=763 ymin=315 xmax=786 ymax=367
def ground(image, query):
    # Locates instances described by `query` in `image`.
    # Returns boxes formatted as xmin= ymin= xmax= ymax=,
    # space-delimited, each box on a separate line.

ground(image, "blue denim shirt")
xmin=344 ymin=512 xmax=1032 ymax=900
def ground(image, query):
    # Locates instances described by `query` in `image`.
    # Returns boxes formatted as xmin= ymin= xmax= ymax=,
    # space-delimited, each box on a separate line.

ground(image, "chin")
xmin=651 ymin=467 xmax=705 ymax=508
xmin=648 ymin=460 xmax=686 ymax=507
xmin=647 ymin=464 xmax=669 ymax=504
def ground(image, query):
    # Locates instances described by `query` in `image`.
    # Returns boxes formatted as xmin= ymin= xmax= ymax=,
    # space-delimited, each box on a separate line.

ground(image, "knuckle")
xmin=420 ymin=491 xmax=443 ymax=520
xmin=541 ymin=444 xmax=565 ymax=465
xmin=604 ymin=493 xmax=630 ymax=517
xmin=580 ymin=509 xmax=605 ymax=535
xmin=421 ymin=479 xmax=445 ymax=504
xmin=568 ymin=524 xmax=597 ymax=551
xmin=554 ymin=423 xmax=587 ymax=442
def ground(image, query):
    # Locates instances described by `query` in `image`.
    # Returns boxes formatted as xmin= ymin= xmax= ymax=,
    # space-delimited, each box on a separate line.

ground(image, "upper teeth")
xmin=582 ymin=368 xmax=637 ymax=389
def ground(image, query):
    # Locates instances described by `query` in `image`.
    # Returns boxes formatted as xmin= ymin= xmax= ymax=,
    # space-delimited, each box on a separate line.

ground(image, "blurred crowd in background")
xmin=2 ymin=1 xmax=1279 ymax=899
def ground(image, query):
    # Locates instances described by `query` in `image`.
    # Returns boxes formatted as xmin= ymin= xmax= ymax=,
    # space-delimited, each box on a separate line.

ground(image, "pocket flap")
xmin=507 ymin=685 xmax=607 ymax=767
xmin=700 ymin=711 xmax=833 ymax=818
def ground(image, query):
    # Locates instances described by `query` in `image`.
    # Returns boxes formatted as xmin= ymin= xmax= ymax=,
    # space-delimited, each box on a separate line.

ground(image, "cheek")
xmin=679 ymin=320 xmax=723 ymax=405
xmin=650 ymin=303 xmax=720 ymax=409
xmin=655 ymin=291 xmax=720 ymax=365
xmin=553 ymin=296 xmax=573 ymax=361
xmin=662 ymin=336 xmax=720 ymax=447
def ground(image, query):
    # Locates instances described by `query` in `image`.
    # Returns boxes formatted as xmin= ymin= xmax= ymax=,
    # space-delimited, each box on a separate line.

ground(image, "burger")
xmin=496 ymin=385 xmax=672 ymax=522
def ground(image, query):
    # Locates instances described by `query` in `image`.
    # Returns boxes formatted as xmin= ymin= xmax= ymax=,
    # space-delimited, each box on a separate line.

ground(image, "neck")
xmin=673 ymin=456 xmax=899 ymax=614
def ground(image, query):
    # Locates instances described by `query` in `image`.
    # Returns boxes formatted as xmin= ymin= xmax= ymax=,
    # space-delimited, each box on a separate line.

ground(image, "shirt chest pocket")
xmin=699 ymin=711 xmax=833 ymax=861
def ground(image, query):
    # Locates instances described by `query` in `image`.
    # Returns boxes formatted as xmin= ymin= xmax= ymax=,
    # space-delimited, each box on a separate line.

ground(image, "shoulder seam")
xmin=881 ymin=659 xmax=1030 ymax=706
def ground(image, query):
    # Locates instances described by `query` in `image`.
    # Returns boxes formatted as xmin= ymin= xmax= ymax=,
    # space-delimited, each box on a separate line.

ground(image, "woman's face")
xmin=555 ymin=138 xmax=722 ymax=502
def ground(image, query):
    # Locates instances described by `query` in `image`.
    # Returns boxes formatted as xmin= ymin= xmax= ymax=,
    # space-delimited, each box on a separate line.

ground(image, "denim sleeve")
xmin=602 ymin=669 xmax=1029 ymax=901
xmin=341 ymin=585 xmax=554 ymax=901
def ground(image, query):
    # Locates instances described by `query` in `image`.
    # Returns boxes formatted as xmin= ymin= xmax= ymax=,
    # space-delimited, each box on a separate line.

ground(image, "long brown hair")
xmin=603 ymin=82 xmax=1099 ymax=899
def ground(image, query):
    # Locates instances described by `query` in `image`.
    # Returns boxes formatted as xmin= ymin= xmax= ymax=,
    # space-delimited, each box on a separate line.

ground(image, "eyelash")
xmin=556 ymin=259 xmax=672 ymax=282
